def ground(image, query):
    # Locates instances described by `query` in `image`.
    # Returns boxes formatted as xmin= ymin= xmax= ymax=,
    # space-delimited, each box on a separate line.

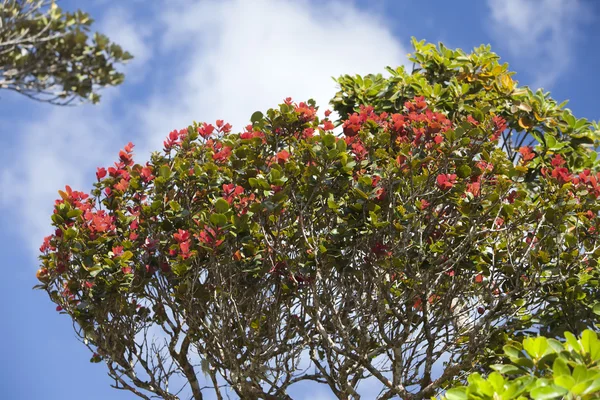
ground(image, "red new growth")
xmin=140 ymin=165 xmax=155 ymax=182
xmin=551 ymin=154 xmax=566 ymax=167
xmin=519 ymin=146 xmax=535 ymax=162
xmin=198 ymin=123 xmax=215 ymax=138
xmin=96 ymin=167 xmax=107 ymax=180
xmin=276 ymin=150 xmax=290 ymax=164
xmin=223 ymin=183 xmax=244 ymax=204
xmin=436 ymin=174 xmax=457 ymax=190
xmin=173 ymin=229 xmax=190 ymax=243
xmin=213 ymin=146 xmax=232 ymax=163
xmin=322 ymin=120 xmax=335 ymax=131
xmin=295 ymin=102 xmax=317 ymax=122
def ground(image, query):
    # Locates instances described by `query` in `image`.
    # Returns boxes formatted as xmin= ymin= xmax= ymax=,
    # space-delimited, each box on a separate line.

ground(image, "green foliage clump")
xmin=444 ymin=330 xmax=600 ymax=400
xmin=0 ymin=0 xmax=132 ymax=104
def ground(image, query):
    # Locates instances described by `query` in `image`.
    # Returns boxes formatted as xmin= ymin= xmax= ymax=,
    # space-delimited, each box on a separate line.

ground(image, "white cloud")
xmin=487 ymin=0 xmax=591 ymax=88
xmin=135 ymin=0 xmax=406 ymax=156
xmin=99 ymin=7 xmax=154 ymax=80
xmin=0 ymin=104 xmax=126 ymax=254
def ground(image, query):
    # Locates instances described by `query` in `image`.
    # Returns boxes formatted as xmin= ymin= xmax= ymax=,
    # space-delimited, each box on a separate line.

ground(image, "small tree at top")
xmin=36 ymin=40 xmax=600 ymax=399
xmin=0 ymin=0 xmax=131 ymax=105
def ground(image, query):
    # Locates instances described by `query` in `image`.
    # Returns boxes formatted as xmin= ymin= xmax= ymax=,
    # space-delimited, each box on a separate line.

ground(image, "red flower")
xmin=216 ymin=120 xmax=232 ymax=134
xmin=350 ymin=141 xmax=368 ymax=161
xmin=474 ymin=274 xmax=484 ymax=283
xmin=223 ymin=183 xmax=244 ymax=204
xmin=551 ymin=153 xmax=566 ymax=167
xmin=276 ymin=150 xmax=290 ymax=164
xmin=343 ymin=113 xmax=362 ymax=137
xmin=519 ymin=146 xmax=535 ymax=162
xmin=164 ymin=129 xmax=180 ymax=150
xmin=114 ymin=178 xmax=129 ymax=192
xmin=371 ymin=242 xmax=391 ymax=257
xmin=467 ymin=115 xmax=479 ymax=126
xmin=198 ymin=123 xmax=215 ymax=138
xmin=119 ymin=146 xmax=134 ymax=166
xmin=179 ymin=241 xmax=191 ymax=258
xmin=324 ymin=109 xmax=332 ymax=117
xmin=322 ymin=120 xmax=335 ymax=131
xmin=96 ymin=167 xmax=107 ymax=180
xmin=420 ymin=199 xmax=430 ymax=210
xmin=413 ymin=297 xmax=423 ymax=310
xmin=213 ymin=146 xmax=232 ymax=163
xmin=197 ymin=227 xmax=223 ymax=248
xmin=295 ymin=102 xmax=317 ymax=122
xmin=112 ymin=246 xmax=124 ymax=257
xmin=491 ymin=115 xmax=507 ymax=141
xmin=436 ymin=174 xmax=457 ymax=190
xmin=140 ymin=166 xmax=155 ymax=182
xmin=173 ymin=229 xmax=190 ymax=243
xmin=551 ymin=167 xmax=571 ymax=184
xmin=467 ymin=181 xmax=481 ymax=197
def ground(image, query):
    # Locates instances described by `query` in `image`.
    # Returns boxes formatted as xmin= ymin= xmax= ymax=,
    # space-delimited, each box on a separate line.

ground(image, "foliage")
xmin=444 ymin=330 xmax=600 ymax=400
xmin=36 ymin=40 xmax=600 ymax=399
xmin=0 ymin=0 xmax=132 ymax=105
xmin=332 ymin=38 xmax=600 ymax=173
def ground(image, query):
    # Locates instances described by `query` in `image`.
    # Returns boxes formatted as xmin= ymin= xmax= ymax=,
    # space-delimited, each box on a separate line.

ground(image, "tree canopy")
xmin=36 ymin=39 xmax=600 ymax=399
xmin=0 ymin=0 xmax=131 ymax=105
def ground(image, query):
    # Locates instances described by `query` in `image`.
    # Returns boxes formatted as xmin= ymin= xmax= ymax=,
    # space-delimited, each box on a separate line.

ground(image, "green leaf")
xmin=488 ymin=372 xmax=505 ymax=392
xmin=210 ymin=213 xmax=228 ymax=226
xmin=491 ymin=364 xmax=521 ymax=374
xmin=88 ymin=266 xmax=103 ymax=277
xmin=169 ymin=200 xmax=181 ymax=212
xmin=214 ymin=198 xmax=230 ymax=213
xmin=552 ymin=357 xmax=570 ymax=377
xmin=250 ymin=111 xmax=263 ymax=124
xmin=565 ymin=331 xmax=583 ymax=353
xmin=554 ymin=375 xmax=575 ymax=390
xmin=530 ymin=385 xmax=567 ymax=400
xmin=582 ymin=378 xmax=600 ymax=395
xmin=323 ymin=134 xmax=336 ymax=147
xmin=504 ymin=345 xmax=523 ymax=361
xmin=523 ymin=336 xmax=548 ymax=359
xmin=66 ymin=209 xmax=83 ymax=218
xmin=159 ymin=165 xmax=171 ymax=178
xmin=444 ymin=388 xmax=467 ymax=400
xmin=457 ymin=165 xmax=472 ymax=178
xmin=64 ymin=228 xmax=77 ymax=240
xmin=581 ymin=330 xmax=600 ymax=360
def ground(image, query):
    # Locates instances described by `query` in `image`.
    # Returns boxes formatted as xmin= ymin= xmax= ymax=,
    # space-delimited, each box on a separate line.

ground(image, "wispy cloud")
xmin=486 ymin=0 xmax=592 ymax=88
xmin=136 ymin=0 xmax=406 ymax=155
xmin=98 ymin=7 xmax=154 ymax=80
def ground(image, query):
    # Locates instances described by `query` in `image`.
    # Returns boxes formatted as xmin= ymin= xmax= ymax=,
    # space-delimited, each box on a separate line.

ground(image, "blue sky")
xmin=0 ymin=0 xmax=598 ymax=398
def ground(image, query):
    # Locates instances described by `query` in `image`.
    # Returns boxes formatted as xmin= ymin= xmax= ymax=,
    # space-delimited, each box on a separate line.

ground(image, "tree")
xmin=0 ymin=0 xmax=131 ymax=105
xmin=36 ymin=40 xmax=600 ymax=399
